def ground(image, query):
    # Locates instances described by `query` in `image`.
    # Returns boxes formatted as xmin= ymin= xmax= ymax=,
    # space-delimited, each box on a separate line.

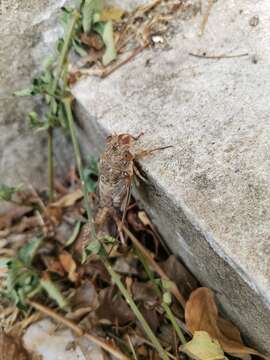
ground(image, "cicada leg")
xmin=134 ymin=145 xmax=172 ymax=160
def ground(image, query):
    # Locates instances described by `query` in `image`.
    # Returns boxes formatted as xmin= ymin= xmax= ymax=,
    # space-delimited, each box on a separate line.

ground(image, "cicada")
xmin=96 ymin=133 xmax=171 ymax=228
xmin=96 ymin=133 xmax=141 ymax=223
xmin=75 ymin=133 xmax=170 ymax=253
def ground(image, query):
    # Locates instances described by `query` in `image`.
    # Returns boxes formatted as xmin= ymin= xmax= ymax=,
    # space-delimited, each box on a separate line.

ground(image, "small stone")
xmin=249 ymin=15 xmax=259 ymax=27
xmin=151 ymin=35 xmax=164 ymax=44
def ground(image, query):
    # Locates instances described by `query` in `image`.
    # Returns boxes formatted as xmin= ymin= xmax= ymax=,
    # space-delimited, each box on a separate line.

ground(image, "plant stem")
xmin=135 ymin=248 xmax=186 ymax=345
xmin=63 ymin=98 xmax=93 ymax=222
xmin=65 ymin=98 xmax=169 ymax=359
xmin=51 ymin=10 xmax=80 ymax=94
xmin=47 ymin=10 xmax=80 ymax=201
xmin=162 ymin=302 xmax=187 ymax=344
xmin=48 ymin=127 xmax=54 ymax=201
xmin=104 ymin=259 xmax=170 ymax=360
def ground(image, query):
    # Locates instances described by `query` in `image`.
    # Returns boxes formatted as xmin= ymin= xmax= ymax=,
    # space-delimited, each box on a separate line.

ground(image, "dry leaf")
xmin=180 ymin=331 xmax=227 ymax=360
xmin=138 ymin=211 xmax=151 ymax=227
xmin=127 ymin=210 xmax=145 ymax=232
xmin=217 ymin=318 xmax=251 ymax=360
xmin=185 ymin=287 xmax=269 ymax=359
xmin=59 ymin=251 xmax=79 ymax=282
xmin=95 ymin=286 xmax=135 ymax=326
xmin=100 ymin=6 xmax=125 ymax=22
xmin=0 ymin=332 xmax=30 ymax=360
xmin=0 ymin=205 xmax=32 ymax=230
xmin=132 ymin=281 xmax=158 ymax=305
xmin=160 ymin=255 xmax=198 ymax=300
xmin=46 ymin=206 xmax=63 ymax=224
xmin=51 ymin=189 xmax=83 ymax=208
xmin=42 ymin=255 xmax=65 ymax=276
xmin=81 ymin=33 xmax=104 ymax=50
xmin=71 ymin=279 xmax=99 ymax=310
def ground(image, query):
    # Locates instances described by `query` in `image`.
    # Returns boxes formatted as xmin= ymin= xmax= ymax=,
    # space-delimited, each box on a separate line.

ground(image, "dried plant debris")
xmin=68 ymin=0 xmax=201 ymax=80
xmin=0 ymin=332 xmax=30 ymax=360
xmin=0 ymin=134 xmax=268 ymax=360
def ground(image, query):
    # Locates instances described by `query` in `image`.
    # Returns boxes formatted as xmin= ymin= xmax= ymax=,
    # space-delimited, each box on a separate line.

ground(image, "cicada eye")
xmin=123 ymin=150 xmax=132 ymax=160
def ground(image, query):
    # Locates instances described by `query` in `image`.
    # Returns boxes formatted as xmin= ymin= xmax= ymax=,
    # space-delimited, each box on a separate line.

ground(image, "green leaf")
xmin=51 ymin=97 xmax=58 ymax=115
xmin=0 ymin=184 xmax=21 ymax=201
xmin=18 ymin=237 xmax=43 ymax=266
xmin=101 ymin=235 xmax=117 ymax=245
xmin=42 ymin=56 xmax=54 ymax=70
xmin=40 ymin=277 xmax=68 ymax=309
xmin=6 ymin=259 xmax=40 ymax=309
xmin=85 ymin=239 xmax=101 ymax=255
xmin=180 ymin=331 xmax=227 ymax=360
xmin=57 ymin=38 xmax=65 ymax=53
xmin=82 ymin=0 xmax=103 ymax=33
xmin=65 ymin=221 xmax=81 ymax=247
xmin=83 ymin=157 xmax=98 ymax=193
xmin=72 ymin=39 xmax=88 ymax=57
xmin=57 ymin=103 xmax=68 ymax=129
xmin=40 ymin=70 xmax=53 ymax=84
xmin=162 ymin=291 xmax=172 ymax=305
xmin=0 ymin=258 xmax=10 ymax=269
xmin=13 ymin=87 xmax=35 ymax=97
xmin=161 ymin=279 xmax=174 ymax=290
xmin=94 ymin=21 xmax=116 ymax=65
xmin=27 ymin=112 xmax=43 ymax=128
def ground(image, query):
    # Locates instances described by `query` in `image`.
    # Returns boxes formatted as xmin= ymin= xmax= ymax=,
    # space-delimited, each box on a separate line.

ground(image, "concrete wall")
xmin=0 ymin=0 xmax=71 ymax=189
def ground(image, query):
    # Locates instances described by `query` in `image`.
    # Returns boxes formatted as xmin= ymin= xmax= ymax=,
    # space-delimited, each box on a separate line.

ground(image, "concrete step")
xmin=72 ymin=0 xmax=270 ymax=353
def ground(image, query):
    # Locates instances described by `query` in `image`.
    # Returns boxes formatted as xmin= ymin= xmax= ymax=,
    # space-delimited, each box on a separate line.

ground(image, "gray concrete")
xmin=0 ymin=0 xmax=72 ymax=188
xmin=73 ymin=0 xmax=270 ymax=353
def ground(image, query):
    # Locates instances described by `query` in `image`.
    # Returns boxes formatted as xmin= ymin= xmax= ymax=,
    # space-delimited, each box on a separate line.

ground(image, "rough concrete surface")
xmin=0 ymin=0 xmax=72 ymax=189
xmin=73 ymin=0 xmax=270 ymax=353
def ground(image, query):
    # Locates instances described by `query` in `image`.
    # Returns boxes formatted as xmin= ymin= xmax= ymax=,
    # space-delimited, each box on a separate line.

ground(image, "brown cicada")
xmin=75 ymin=133 xmax=170 ymax=253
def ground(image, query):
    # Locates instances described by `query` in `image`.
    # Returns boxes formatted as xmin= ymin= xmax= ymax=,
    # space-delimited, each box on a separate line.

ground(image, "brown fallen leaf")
xmin=59 ymin=251 xmax=79 ymax=282
xmin=185 ymin=287 xmax=269 ymax=359
xmin=100 ymin=6 xmax=125 ymax=22
xmin=71 ymin=279 xmax=99 ymax=310
xmin=81 ymin=33 xmax=104 ymax=50
xmin=132 ymin=281 xmax=159 ymax=305
xmin=50 ymin=189 xmax=83 ymax=208
xmin=0 ymin=205 xmax=32 ymax=230
xmin=42 ymin=255 xmax=65 ymax=276
xmin=0 ymin=332 xmax=30 ymax=360
xmin=95 ymin=286 xmax=135 ymax=326
xmin=160 ymin=255 xmax=198 ymax=300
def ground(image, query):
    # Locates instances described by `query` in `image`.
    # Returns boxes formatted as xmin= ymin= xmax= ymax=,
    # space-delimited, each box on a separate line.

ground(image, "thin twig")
xmin=189 ymin=52 xmax=249 ymax=59
xmin=199 ymin=0 xmax=214 ymax=37
xmin=27 ymin=300 xmax=129 ymax=360
xmin=102 ymin=46 xmax=146 ymax=78
xmin=127 ymin=335 xmax=138 ymax=360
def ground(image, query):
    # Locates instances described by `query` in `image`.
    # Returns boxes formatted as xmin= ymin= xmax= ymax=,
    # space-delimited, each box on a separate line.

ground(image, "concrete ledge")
xmin=72 ymin=0 xmax=270 ymax=353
